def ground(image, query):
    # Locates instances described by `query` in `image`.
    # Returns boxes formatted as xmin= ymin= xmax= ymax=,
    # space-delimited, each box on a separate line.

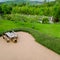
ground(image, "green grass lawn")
xmin=34 ymin=23 xmax=60 ymax=38
xmin=0 ymin=20 xmax=60 ymax=37
xmin=0 ymin=20 xmax=60 ymax=54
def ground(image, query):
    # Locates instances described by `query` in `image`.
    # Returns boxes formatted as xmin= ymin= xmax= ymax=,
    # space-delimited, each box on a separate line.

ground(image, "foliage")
xmin=0 ymin=2 xmax=55 ymax=16
xmin=1 ymin=4 xmax=12 ymax=14
xmin=3 ymin=14 xmax=39 ymax=23
xmin=53 ymin=3 xmax=60 ymax=22
xmin=42 ymin=17 xmax=49 ymax=24
xmin=1 ymin=1 xmax=60 ymax=22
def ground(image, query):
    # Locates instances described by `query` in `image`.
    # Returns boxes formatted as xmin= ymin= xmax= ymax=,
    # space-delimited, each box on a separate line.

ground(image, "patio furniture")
xmin=3 ymin=31 xmax=18 ymax=43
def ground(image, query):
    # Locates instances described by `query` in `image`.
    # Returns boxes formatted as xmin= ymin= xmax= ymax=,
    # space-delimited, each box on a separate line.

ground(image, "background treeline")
xmin=0 ymin=1 xmax=55 ymax=15
xmin=0 ymin=1 xmax=60 ymax=21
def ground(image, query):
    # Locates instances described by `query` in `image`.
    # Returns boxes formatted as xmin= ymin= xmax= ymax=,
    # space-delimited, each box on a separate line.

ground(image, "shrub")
xmin=53 ymin=3 xmax=60 ymax=22
xmin=42 ymin=17 xmax=49 ymax=24
xmin=3 ymin=14 xmax=39 ymax=23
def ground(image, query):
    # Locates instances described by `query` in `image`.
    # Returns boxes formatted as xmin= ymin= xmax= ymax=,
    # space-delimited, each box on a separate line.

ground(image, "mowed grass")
xmin=0 ymin=20 xmax=60 ymax=54
xmin=0 ymin=20 xmax=17 ymax=33
xmin=34 ymin=23 xmax=60 ymax=38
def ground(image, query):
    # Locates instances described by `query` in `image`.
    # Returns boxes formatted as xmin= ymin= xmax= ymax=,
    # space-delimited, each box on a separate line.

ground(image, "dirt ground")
xmin=0 ymin=32 xmax=60 ymax=60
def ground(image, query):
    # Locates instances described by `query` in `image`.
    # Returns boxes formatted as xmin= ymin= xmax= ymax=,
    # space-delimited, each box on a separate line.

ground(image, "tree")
xmin=0 ymin=5 xmax=3 ymax=14
xmin=1 ymin=4 xmax=12 ymax=14
xmin=53 ymin=3 xmax=60 ymax=22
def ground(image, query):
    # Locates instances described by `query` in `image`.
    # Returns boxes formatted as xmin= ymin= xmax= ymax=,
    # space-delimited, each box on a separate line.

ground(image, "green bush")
xmin=3 ymin=14 xmax=39 ymax=23
xmin=42 ymin=17 xmax=49 ymax=24
xmin=53 ymin=3 xmax=60 ymax=22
